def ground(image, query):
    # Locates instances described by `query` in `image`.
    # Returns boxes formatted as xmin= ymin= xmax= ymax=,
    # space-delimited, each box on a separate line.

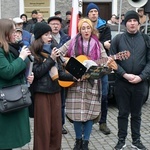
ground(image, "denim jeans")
xmin=73 ymin=120 xmax=93 ymax=140
xmin=99 ymin=75 xmax=109 ymax=124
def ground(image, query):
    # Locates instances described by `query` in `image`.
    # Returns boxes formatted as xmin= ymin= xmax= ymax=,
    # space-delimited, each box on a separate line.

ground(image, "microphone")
xmin=22 ymin=45 xmax=34 ymax=62
xmin=50 ymin=43 xmax=66 ymax=63
xmin=28 ymin=55 xmax=34 ymax=62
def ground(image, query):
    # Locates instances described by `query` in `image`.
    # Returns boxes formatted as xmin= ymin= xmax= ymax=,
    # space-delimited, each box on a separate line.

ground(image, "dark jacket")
xmin=32 ymin=51 xmax=74 ymax=94
xmin=52 ymin=30 xmax=70 ymax=48
xmin=96 ymin=17 xmax=111 ymax=54
xmin=110 ymin=31 xmax=150 ymax=81
xmin=23 ymin=22 xmax=33 ymax=33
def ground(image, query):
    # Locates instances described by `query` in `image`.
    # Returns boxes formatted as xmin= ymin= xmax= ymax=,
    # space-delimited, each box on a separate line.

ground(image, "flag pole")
xmin=69 ymin=0 xmax=78 ymax=38
xmin=118 ymin=0 xmax=122 ymax=33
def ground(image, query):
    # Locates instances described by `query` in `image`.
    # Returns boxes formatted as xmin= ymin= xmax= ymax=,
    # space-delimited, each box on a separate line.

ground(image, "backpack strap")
xmin=115 ymin=34 xmax=122 ymax=53
xmin=141 ymin=33 xmax=150 ymax=49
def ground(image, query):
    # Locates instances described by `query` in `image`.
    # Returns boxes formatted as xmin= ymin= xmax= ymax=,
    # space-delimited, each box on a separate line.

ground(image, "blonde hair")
xmin=78 ymin=18 xmax=99 ymax=38
xmin=78 ymin=18 xmax=93 ymax=32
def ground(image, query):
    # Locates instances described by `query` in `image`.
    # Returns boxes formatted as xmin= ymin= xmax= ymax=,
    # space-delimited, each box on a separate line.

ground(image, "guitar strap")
xmin=115 ymin=34 xmax=122 ymax=53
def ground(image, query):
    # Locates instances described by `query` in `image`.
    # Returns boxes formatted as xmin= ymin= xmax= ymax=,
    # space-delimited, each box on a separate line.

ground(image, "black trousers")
xmin=115 ymin=79 xmax=148 ymax=141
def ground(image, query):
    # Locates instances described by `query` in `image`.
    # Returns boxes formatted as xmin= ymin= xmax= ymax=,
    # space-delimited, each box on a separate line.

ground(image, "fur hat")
xmin=34 ymin=22 xmax=52 ymax=40
xmin=86 ymin=3 xmax=100 ymax=16
xmin=124 ymin=10 xmax=139 ymax=26
xmin=47 ymin=16 xmax=62 ymax=24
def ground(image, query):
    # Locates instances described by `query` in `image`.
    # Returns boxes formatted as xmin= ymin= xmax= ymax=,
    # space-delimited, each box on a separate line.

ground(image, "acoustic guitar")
xmin=58 ymin=50 xmax=130 ymax=88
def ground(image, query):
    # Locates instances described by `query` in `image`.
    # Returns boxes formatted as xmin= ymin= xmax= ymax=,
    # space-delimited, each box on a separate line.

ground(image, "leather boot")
xmin=73 ymin=138 xmax=82 ymax=150
xmin=82 ymin=140 xmax=89 ymax=150
xmin=99 ymin=123 xmax=111 ymax=135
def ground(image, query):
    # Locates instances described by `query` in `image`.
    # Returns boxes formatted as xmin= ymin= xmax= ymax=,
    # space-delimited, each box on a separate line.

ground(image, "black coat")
xmin=32 ymin=52 xmax=74 ymax=94
xmin=97 ymin=24 xmax=111 ymax=55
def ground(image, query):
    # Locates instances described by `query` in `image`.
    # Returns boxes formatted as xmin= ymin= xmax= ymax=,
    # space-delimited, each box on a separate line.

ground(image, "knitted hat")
xmin=86 ymin=3 xmax=100 ymax=16
xmin=34 ymin=22 xmax=52 ymax=40
xmin=47 ymin=16 xmax=62 ymax=24
xmin=124 ymin=10 xmax=139 ymax=26
xmin=78 ymin=18 xmax=93 ymax=33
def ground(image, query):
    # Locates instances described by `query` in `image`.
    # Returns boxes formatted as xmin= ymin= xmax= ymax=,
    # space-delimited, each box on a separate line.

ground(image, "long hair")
xmin=29 ymin=38 xmax=44 ymax=62
xmin=0 ymin=18 xmax=15 ymax=53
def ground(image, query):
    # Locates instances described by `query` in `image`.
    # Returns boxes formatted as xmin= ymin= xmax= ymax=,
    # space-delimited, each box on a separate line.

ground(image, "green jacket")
xmin=0 ymin=47 xmax=26 ymax=88
xmin=0 ymin=47 xmax=31 ymax=148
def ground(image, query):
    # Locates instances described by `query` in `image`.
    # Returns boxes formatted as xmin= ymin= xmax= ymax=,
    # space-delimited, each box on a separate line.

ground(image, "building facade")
xmin=0 ymin=0 xmax=137 ymax=20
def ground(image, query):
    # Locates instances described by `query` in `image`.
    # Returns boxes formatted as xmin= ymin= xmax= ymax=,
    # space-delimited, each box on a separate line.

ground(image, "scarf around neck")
xmin=67 ymin=34 xmax=101 ymax=60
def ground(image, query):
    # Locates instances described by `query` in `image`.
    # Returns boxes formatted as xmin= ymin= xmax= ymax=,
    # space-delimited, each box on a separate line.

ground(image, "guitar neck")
xmin=95 ymin=57 xmax=108 ymax=66
xmin=95 ymin=54 xmax=119 ymax=66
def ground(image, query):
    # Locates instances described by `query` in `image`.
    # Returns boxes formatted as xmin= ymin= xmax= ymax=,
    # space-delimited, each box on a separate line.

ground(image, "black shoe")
xmin=131 ymin=139 xmax=147 ymax=150
xmin=114 ymin=139 xmax=126 ymax=150
xmin=73 ymin=139 xmax=82 ymax=150
xmin=82 ymin=140 xmax=89 ymax=150
xmin=99 ymin=123 xmax=111 ymax=135
xmin=62 ymin=127 xmax=67 ymax=134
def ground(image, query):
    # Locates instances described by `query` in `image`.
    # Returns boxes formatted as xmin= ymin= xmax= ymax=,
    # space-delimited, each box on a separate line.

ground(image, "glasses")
xmin=50 ymin=23 xmax=60 ymax=26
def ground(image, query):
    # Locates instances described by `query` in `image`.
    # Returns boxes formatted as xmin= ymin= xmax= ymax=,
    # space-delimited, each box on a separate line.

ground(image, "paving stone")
xmin=13 ymin=98 xmax=150 ymax=150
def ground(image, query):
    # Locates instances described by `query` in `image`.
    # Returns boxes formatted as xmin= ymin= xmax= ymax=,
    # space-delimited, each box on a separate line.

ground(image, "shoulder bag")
xmin=0 ymin=84 xmax=32 ymax=113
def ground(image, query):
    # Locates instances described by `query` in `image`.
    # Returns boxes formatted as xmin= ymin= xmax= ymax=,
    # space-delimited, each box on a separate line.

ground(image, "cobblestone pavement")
xmin=14 ymin=98 xmax=150 ymax=150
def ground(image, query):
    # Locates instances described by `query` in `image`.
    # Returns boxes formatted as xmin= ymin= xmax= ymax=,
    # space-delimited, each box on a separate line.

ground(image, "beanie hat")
xmin=78 ymin=18 xmax=93 ymax=33
xmin=124 ymin=10 xmax=139 ymax=26
xmin=34 ymin=22 xmax=52 ymax=40
xmin=86 ymin=3 xmax=100 ymax=16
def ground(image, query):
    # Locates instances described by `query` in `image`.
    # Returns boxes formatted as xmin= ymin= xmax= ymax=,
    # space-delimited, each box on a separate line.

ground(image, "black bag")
xmin=0 ymin=84 xmax=32 ymax=113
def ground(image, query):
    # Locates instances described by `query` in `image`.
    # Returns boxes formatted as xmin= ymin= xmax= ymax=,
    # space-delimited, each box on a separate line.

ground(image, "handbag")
xmin=0 ymin=84 xmax=32 ymax=113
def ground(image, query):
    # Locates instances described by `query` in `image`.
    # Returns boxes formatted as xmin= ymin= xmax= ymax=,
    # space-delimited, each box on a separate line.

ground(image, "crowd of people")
xmin=0 ymin=2 xmax=150 ymax=150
